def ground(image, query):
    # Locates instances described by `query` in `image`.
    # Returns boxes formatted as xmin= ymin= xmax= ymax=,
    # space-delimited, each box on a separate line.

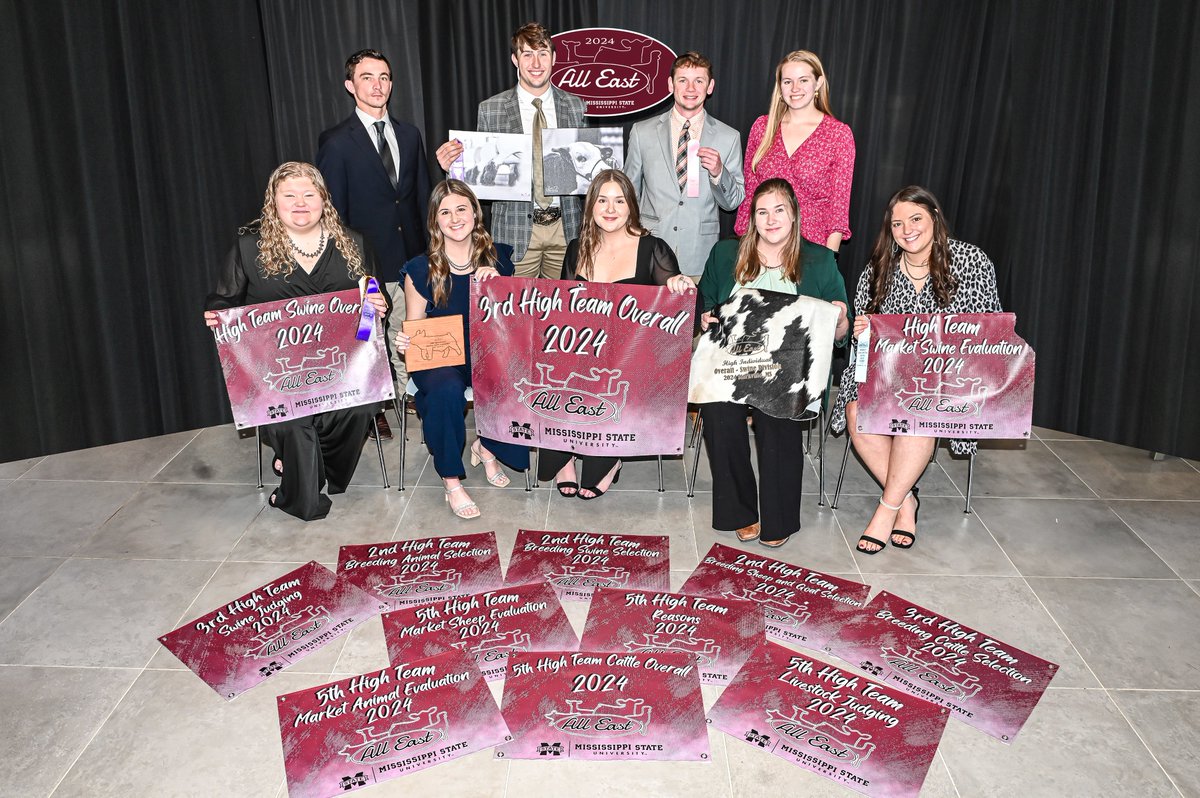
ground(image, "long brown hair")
xmin=864 ymin=185 xmax=957 ymax=312
xmin=575 ymin=169 xmax=648 ymax=280
xmin=751 ymin=50 xmax=834 ymax=174
xmin=256 ymin=162 xmax=363 ymax=279
xmin=425 ymin=180 xmax=498 ymax=308
xmin=734 ymin=178 xmax=804 ymax=285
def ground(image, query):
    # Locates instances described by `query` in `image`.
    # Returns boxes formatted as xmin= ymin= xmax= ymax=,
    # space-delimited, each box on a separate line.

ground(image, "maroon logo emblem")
xmin=338 ymin=706 xmax=449 ymax=764
xmin=514 ymin=364 xmax=629 ymax=425
xmin=545 ymin=564 xmax=631 ymax=589
xmin=765 ymin=704 xmax=877 ymax=767
xmin=551 ymin=28 xmax=675 ymax=117
xmin=378 ymin=568 xmax=462 ymax=599
xmin=881 ymin=643 xmax=984 ymax=700
xmin=545 ymin=698 xmax=652 ymax=737
xmin=262 ymin=347 xmax=346 ymax=393
xmin=625 ymin=634 xmax=721 ymax=667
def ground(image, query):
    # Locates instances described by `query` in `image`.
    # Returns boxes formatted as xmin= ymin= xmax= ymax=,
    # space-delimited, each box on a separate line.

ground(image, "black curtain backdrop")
xmin=1 ymin=0 xmax=1196 ymax=461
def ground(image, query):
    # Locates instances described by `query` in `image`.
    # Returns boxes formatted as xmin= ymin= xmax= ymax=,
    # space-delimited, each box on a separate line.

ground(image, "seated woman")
xmin=393 ymin=179 xmax=528 ymax=519
xmin=697 ymin=178 xmax=849 ymax=547
xmin=830 ymin=185 xmax=1002 ymax=554
xmin=204 ymin=161 xmax=388 ymax=521
xmin=538 ymin=168 xmax=693 ymax=499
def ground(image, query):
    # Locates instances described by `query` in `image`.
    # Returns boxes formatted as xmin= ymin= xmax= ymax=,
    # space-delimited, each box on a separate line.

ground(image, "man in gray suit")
xmin=624 ymin=51 xmax=745 ymax=278
xmin=436 ymin=22 xmax=585 ymax=279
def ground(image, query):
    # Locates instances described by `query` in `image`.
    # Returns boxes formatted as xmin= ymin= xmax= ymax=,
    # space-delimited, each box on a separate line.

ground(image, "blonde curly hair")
xmin=255 ymin=162 xmax=364 ymax=279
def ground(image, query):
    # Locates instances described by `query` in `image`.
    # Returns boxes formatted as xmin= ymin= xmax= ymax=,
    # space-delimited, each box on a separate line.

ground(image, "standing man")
xmin=623 ymin=52 xmax=744 ymax=278
xmin=436 ymin=23 xmax=585 ymax=279
xmin=318 ymin=48 xmax=432 ymax=438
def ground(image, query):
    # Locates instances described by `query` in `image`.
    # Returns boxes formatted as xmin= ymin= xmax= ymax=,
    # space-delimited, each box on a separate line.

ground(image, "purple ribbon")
xmin=356 ymin=277 xmax=381 ymax=341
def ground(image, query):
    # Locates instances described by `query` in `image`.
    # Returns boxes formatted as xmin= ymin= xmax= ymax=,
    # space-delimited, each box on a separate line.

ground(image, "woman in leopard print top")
xmin=830 ymin=185 xmax=1002 ymax=555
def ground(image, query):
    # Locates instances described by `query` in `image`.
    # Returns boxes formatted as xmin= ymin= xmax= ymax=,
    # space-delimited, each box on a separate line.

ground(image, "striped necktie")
xmin=676 ymin=120 xmax=690 ymax=192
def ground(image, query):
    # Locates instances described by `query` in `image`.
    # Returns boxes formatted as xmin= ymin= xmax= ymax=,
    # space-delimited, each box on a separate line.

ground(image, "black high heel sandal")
xmin=579 ymin=462 xmax=621 ymax=500
xmin=890 ymin=487 xmax=920 ymax=549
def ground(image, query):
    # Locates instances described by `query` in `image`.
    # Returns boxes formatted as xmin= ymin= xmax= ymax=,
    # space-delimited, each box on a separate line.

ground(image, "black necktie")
xmin=374 ymin=120 xmax=398 ymax=189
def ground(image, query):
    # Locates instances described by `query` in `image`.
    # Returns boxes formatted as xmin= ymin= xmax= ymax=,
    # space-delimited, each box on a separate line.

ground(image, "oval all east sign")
xmin=551 ymin=28 xmax=676 ymax=117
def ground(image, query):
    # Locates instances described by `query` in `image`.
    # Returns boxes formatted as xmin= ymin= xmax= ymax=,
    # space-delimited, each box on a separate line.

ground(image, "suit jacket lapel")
xmin=656 ymin=111 xmax=675 ymax=181
xmin=502 ymin=89 xmax=522 ymax=133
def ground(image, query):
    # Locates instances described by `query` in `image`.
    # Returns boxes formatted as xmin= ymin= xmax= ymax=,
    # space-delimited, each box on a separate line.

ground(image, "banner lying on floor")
xmin=708 ymin=642 xmax=948 ymax=798
xmin=496 ymin=650 xmax=708 ymax=761
xmin=210 ymin=288 xmax=394 ymax=429
xmin=824 ymin=591 xmax=1058 ymax=742
xmin=159 ymin=561 xmax=383 ymax=700
xmin=277 ymin=650 xmax=508 ymax=796
xmin=580 ymin=587 xmax=765 ymax=686
xmin=337 ymin=533 xmax=504 ymax=610
xmin=855 ymin=312 xmax=1034 ymax=439
xmin=504 ymin=529 xmax=671 ymax=601
xmin=382 ymin=581 xmax=579 ymax=681
xmin=680 ymin=544 xmax=870 ymax=650
xmin=470 ymin=277 xmax=694 ymax=457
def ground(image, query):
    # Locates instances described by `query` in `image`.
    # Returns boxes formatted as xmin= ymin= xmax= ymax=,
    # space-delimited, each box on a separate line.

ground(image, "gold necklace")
xmin=901 ymin=254 xmax=930 ymax=282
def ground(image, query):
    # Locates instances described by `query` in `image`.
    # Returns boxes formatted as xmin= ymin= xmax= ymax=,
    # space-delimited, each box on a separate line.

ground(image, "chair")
xmin=829 ymin=433 xmax=976 ymax=513
xmin=254 ymin=414 xmax=390 ymax=489
xmin=397 ymin=380 xmax=531 ymax=492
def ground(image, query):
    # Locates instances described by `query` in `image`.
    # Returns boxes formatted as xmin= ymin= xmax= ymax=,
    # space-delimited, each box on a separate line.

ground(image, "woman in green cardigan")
xmin=696 ymin=178 xmax=849 ymax=547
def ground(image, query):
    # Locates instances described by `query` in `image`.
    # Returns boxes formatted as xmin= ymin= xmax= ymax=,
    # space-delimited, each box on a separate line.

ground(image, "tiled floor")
xmin=1 ymin=418 xmax=1198 ymax=797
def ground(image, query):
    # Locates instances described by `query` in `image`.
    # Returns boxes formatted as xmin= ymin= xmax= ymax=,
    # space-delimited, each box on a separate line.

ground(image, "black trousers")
xmin=262 ymin=404 xmax=375 ymax=521
xmin=537 ymin=449 xmax=619 ymax=489
xmin=701 ymin=402 xmax=805 ymax=542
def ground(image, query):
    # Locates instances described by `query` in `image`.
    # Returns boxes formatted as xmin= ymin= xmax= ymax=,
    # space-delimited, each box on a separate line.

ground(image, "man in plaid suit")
xmin=436 ymin=22 xmax=585 ymax=279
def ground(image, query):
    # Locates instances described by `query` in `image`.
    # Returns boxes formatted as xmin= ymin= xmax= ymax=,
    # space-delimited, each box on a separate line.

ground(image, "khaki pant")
xmin=513 ymin=218 xmax=567 ymax=279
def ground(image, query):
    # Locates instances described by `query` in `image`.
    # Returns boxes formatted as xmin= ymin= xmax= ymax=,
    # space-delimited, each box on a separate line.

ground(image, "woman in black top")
xmin=204 ymin=162 xmax=389 ymax=521
xmin=537 ymin=169 xmax=693 ymax=499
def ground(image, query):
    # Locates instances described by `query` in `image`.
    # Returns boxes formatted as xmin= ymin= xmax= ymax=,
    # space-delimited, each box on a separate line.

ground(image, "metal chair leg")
xmin=255 ymin=427 xmax=265 ymax=489
xmin=397 ymin=393 xmax=408 ymax=491
xmin=657 ymin=456 xmax=664 ymax=493
xmin=687 ymin=415 xmax=704 ymax=498
xmin=371 ymin=417 xmax=390 ymax=489
xmin=524 ymin=467 xmax=532 ymax=492
xmin=831 ymin=434 xmax=851 ymax=509
xmin=816 ymin=405 xmax=826 ymax=507
xmin=964 ymin=449 xmax=975 ymax=513
xmin=532 ymin=448 xmax=540 ymax=488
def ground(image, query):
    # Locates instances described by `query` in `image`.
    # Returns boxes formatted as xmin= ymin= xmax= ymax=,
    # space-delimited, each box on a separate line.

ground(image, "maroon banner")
xmin=495 ymin=650 xmax=709 ymax=761
xmin=277 ymin=650 xmax=509 ymax=797
xmin=680 ymin=544 xmax=871 ymax=651
xmin=504 ymin=529 xmax=671 ymax=601
xmin=337 ymin=533 xmax=504 ymax=611
xmin=159 ymin=561 xmax=383 ymax=700
xmin=550 ymin=29 xmax=676 ymax=117
xmin=824 ymin=591 xmax=1058 ymax=742
xmin=708 ymin=642 xmax=948 ymax=798
xmin=211 ymin=288 xmax=395 ymax=429
xmin=856 ymin=312 xmax=1034 ymax=439
xmin=470 ymin=277 xmax=693 ymax=458
xmin=382 ymin=582 xmax=579 ymax=681
xmin=580 ymin=588 xmax=765 ymax=686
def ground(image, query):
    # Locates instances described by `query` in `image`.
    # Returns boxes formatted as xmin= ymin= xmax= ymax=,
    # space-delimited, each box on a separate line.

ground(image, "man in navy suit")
xmin=318 ymin=49 xmax=431 ymax=436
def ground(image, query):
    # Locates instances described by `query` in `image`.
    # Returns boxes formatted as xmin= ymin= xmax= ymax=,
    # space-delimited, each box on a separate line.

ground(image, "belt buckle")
xmin=533 ymin=206 xmax=561 ymax=226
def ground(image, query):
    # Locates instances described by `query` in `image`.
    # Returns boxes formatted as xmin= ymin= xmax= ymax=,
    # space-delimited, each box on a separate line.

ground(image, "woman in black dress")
xmin=537 ymin=169 xmax=694 ymax=499
xmin=204 ymin=162 xmax=389 ymax=521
